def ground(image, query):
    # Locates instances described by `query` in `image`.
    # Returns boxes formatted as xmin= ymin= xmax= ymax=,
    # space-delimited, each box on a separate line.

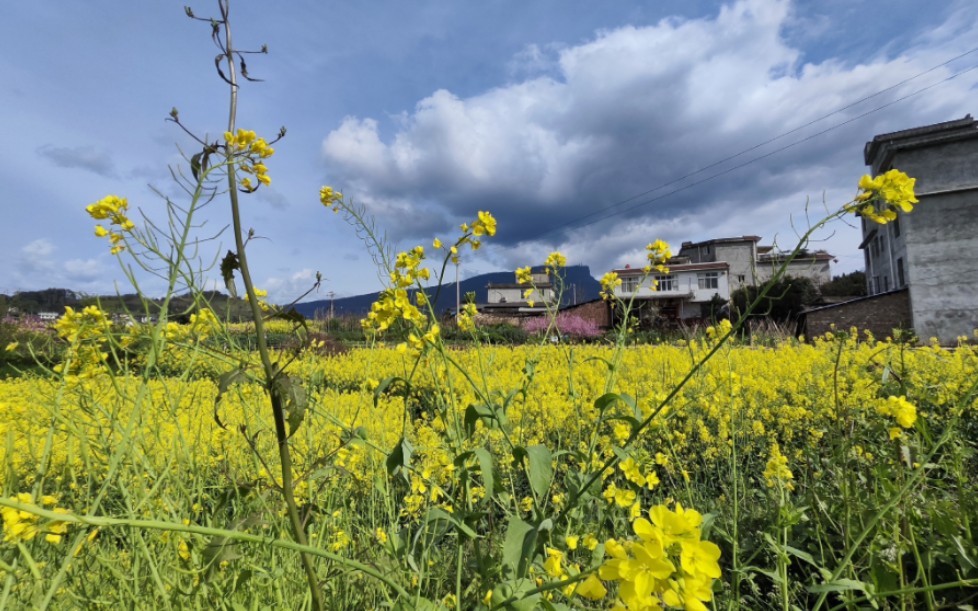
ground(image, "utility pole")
xmin=327 ymin=291 xmax=335 ymax=333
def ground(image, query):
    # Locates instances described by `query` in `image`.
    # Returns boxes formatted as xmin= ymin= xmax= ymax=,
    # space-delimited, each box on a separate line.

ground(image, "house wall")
xmin=487 ymin=286 xmax=553 ymax=304
xmin=561 ymin=300 xmax=612 ymax=329
xmin=862 ymin=120 xmax=978 ymax=344
xmin=804 ymin=290 xmax=912 ymax=340
xmin=903 ymin=190 xmax=978 ymax=344
xmin=863 ymin=219 xmax=908 ymax=294
xmin=755 ymin=257 xmax=833 ymax=286
xmin=713 ymin=243 xmax=757 ymax=291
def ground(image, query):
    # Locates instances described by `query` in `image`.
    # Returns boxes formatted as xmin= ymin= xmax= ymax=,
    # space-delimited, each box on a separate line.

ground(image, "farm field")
xmin=2 ymin=330 xmax=976 ymax=609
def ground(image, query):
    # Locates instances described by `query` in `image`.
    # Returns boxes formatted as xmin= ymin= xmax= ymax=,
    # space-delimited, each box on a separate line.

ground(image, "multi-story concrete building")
xmin=483 ymin=269 xmax=554 ymax=315
xmin=610 ymin=260 xmax=730 ymax=321
xmin=859 ymin=114 xmax=978 ymax=344
xmin=678 ymin=236 xmax=833 ymax=293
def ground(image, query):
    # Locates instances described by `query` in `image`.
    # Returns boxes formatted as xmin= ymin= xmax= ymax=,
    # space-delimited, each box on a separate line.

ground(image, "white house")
xmin=610 ymin=261 xmax=730 ymax=321
xmin=486 ymin=270 xmax=555 ymax=306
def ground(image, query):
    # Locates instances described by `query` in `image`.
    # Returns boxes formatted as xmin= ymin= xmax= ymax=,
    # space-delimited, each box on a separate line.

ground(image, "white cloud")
xmin=321 ymin=0 xmax=978 ymax=279
xmin=62 ymin=258 xmax=103 ymax=283
xmin=263 ymin=268 xmax=324 ymax=305
xmin=22 ymin=239 xmax=55 ymax=259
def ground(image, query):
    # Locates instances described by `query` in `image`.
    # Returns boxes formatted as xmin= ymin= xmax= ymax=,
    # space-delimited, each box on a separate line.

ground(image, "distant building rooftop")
xmin=864 ymin=114 xmax=978 ymax=167
xmin=680 ymin=235 xmax=761 ymax=249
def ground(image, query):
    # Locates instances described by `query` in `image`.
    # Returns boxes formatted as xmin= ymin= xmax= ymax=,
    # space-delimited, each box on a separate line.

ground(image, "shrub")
xmin=523 ymin=312 xmax=603 ymax=340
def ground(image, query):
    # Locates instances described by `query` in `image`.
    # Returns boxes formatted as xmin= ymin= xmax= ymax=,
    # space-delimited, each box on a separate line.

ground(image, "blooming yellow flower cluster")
xmin=2 ymin=493 xmax=71 ymax=545
xmin=849 ymin=169 xmax=918 ymax=224
xmin=545 ymin=251 xmax=567 ymax=270
xmin=362 ymin=247 xmax=431 ymax=338
xmin=319 ymin=185 xmax=343 ymax=211
xmin=243 ymin=287 xmax=273 ymax=313
xmin=878 ymin=395 xmax=918 ymax=439
xmin=224 ymin=128 xmax=274 ymax=191
xmin=598 ymin=503 xmax=722 ymax=610
xmin=457 ymin=303 xmax=479 ymax=333
xmin=645 ymin=240 xmax=672 ymax=274
xmin=53 ymin=305 xmax=113 ymax=379
xmin=763 ymin=443 xmax=794 ymax=490
xmin=600 ymin=271 xmax=622 ymax=301
xmin=162 ymin=308 xmax=221 ymax=343
xmin=86 ymin=195 xmax=135 ymax=255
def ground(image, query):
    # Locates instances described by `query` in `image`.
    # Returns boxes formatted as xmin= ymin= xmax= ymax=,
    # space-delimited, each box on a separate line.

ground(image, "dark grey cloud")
xmin=36 ymin=144 xmax=117 ymax=178
xmin=322 ymin=0 xmax=978 ymax=276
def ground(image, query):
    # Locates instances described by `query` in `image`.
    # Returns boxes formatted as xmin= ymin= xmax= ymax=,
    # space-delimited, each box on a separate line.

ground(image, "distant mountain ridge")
xmin=2 ymin=266 xmax=602 ymax=320
xmin=293 ymin=265 xmax=602 ymax=319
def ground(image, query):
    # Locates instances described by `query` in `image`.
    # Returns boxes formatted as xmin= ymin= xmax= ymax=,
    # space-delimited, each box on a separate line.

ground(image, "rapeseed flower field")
xmin=1 ymin=331 xmax=976 ymax=608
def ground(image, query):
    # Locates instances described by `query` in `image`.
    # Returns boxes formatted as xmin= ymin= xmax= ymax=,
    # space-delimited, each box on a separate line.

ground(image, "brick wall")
xmin=802 ymin=289 xmax=912 ymax=340
xmin=561 ymin=299 xmax=612 ymax=329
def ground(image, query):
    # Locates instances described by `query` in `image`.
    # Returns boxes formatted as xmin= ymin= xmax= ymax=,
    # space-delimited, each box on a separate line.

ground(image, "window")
xmin=656 ymin=274 xmax=675 ymax=291
xmin=897 ymin=258 xmax=905 ymax=287
xmin=737 ymin=274 xmax=746 ymax=284
xmin=697 ymin=272 xmax=719 ymax=290
xmin=893 ymin=216 xmax=900 ymax=238
xmin=621 ymin=277 xmax=640 ymax=293
xmin=882 ymin=275 xmax=889 ymax=292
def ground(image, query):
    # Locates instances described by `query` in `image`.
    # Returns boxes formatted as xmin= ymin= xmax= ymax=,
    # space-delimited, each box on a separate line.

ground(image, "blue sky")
xmin=2 ymin=0 xmax=976 ymax=302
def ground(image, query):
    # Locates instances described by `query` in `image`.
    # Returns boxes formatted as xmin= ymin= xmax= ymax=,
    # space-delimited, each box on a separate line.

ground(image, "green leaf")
xmin=425 ymin=507 xmax=478 ymax=540
xmin=952 ymin=535 xmax=976 ymax=568
xmin=393 ymin=598 xmax=441 ymax=611
xmin=502 ymin=516 xmax=535 ymax=578
xmin=593 ymin=392 xmax=637 ymax=414
xmin=473 ymin=447 xmax=496 ymax=499
xmin=271 ymin=375 xmax=307 ymax=437
xmin=214 ymin=368 xmax=250 ymax=429
xmin=464 ymin=403 xmax=496 ymax=436
xmin=202 ymin=513 xmax=261 ymax=576
xmin=374 ymin=376 xmax=408 ymax=408
xmin=808 ymin=578 xmax=872 ymax=594
xmin=524 ymin=445 xmax=553 ymax=499
xmin=220 ymin=251 xmax=240 ymax=299
xmin=387 ymin=436 xmax=414 ymax=483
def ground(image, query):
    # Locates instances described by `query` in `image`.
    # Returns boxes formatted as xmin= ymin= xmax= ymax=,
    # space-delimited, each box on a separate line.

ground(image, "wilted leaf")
xmin=220 ymin=251 xmax=240 ymax=298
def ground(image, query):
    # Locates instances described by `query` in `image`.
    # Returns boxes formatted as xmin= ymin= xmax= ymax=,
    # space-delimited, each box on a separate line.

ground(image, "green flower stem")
xmin=0 ymin=499 xmax=411 ymax=602
xmin=215 ymin=3 xmax=325 ymax=609
xmin=811 ymin=376 xmax=978 ymax=611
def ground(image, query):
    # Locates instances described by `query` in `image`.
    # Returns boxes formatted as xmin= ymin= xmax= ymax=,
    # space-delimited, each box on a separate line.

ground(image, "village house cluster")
xmin=482 ymin=115 xmax=978 ymax=345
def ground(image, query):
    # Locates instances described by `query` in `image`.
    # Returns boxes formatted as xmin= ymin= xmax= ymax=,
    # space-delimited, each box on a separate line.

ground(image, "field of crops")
xmin=2 ymin=324 xmax=976 ymax=609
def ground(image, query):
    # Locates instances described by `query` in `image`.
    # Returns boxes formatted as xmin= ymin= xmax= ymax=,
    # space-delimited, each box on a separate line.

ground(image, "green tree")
xmin=819 ymin=270 xmax=867 ymax=297
xmin=732 ymin=275 xmax=819 ymax=322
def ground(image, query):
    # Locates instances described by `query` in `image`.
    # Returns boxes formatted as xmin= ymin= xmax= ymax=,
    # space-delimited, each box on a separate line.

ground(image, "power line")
xmin=531 ymin=46 xmax=978 ymax=241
